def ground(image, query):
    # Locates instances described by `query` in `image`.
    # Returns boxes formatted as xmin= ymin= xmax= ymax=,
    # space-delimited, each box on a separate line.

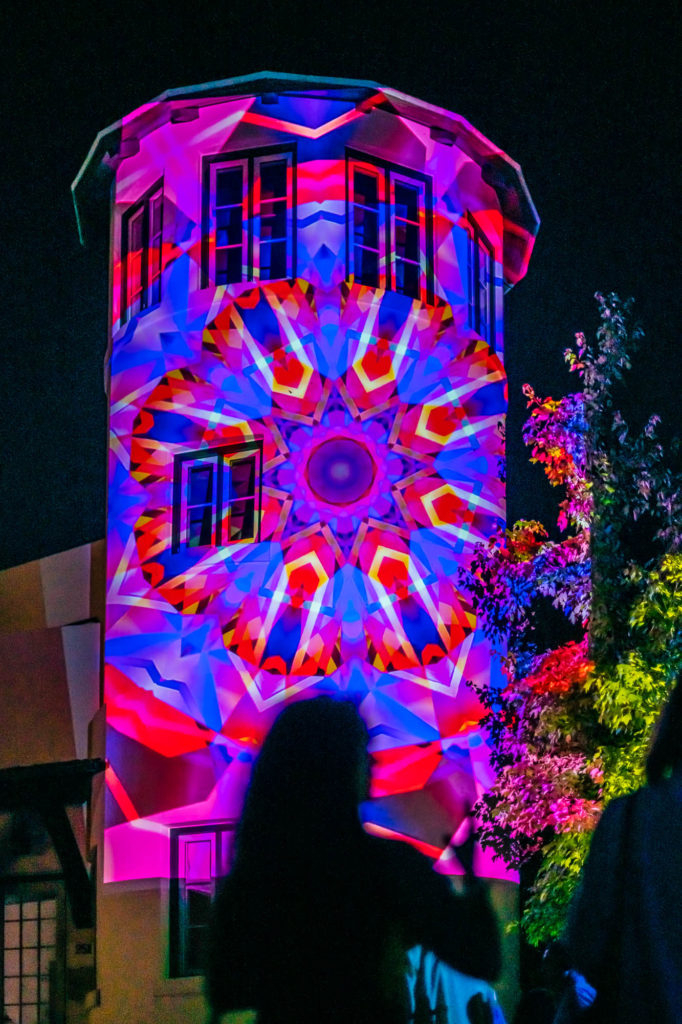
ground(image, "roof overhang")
xmin=0 ymin=759 xmax=105 ymax=928
xmin=72 ymin=71 xmax=539 ymax=283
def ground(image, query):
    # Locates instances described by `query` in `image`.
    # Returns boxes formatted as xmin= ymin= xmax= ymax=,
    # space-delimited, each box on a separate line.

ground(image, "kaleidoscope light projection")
xmin=95 ymin=76 xmax=538 ymax=883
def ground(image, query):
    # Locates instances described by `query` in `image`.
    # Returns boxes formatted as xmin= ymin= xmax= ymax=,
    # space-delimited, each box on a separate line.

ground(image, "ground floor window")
xmin=169 ymin=825 xmax=235 ymax=977
xmin=2 ymin=884 xmax=64 ymax=1024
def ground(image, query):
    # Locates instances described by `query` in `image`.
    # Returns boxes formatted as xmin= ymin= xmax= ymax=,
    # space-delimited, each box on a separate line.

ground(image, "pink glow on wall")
xmin=98 ymin=79 xmax=537 ymax=884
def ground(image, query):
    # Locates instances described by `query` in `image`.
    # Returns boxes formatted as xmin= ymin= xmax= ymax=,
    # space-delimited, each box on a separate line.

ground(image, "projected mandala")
xmin=97 ymin=80 xmax=539 ymax=882
xmin=108 ymin=278 xmax=506 ymax=860
xmin=131 ymin=280 xmax=504 ymax=674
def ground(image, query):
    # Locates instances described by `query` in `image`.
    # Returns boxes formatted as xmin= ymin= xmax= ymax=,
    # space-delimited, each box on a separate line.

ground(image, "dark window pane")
xmin=150 ymin=194 xmax=163 ymax=241
xmin=354 ymin=206 xmax=378 ymax=251
xmin=395 ymin=221 xmax=420 ymax=262
xmin=260 ymin=240 xmax=287 ymax=280
xmin=394 ymin=182 xmax=419 ymax=223
xmin=188 ymin=466 xmax=213 ymax=506
xmin=395 ymin=260 xmax=420 ymax=298
xmin=227 ymin=248 xmax=243 ymax=283
xmin=128 ymin=287 xmax=143 ymax=317
xmin=149 ymin=192 xmax=163 ymax=303
xmin=469 ymin=228 xmax=494 ymax=343
xmin=128 ymin=209 xmax=144 ymax=253
xmin=216 ymin=206 xmax=242 ymax=247
xmin=187 ymin=887 xmax=212 ymax=927
xmin=188 ymin=508 xmax=213 ymax=546
xmin=216 ymin=249 xmax=228 ymax=283
xmin=216 ymin=167 xmax=243 ymax=207
xmin=260 ymin=200 xmax=287 ymax=241
xmin=260 ymin=159 xmax=287 ymax=201
xmin=354 ymin=246 xmax=378 ymax=286
xmin=216 ymin=247 xmax=242 ymax=285
xmin=127 ymin=208 xmax=144 ymax=314
xmin=354 ymin=170 xmax=379 ymax=208
xmin=229 ymin=457 xmax=256 ymax=500
xmin=149 ymin=193 xmax=163 ymax=293
xmin=185 ymin=926 xmax=207 ymax=974
xmin=229 ymin=499 xmax=255 ymax=540
xmin=475 ymin=245 xmax=484 ymax=286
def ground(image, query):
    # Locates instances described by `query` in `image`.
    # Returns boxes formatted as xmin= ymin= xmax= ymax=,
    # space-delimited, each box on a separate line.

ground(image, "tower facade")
xmin=74 ymin=73 xmax=537 ymax=1022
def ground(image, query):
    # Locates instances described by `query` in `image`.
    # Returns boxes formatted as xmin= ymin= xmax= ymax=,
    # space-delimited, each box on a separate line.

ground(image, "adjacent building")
xmin=0 ymin=544 xmax=105 ymax=1024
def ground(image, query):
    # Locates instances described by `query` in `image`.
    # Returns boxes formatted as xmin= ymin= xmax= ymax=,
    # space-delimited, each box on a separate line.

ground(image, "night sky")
xmin=2 ymin=0 xmax=679 ymax=570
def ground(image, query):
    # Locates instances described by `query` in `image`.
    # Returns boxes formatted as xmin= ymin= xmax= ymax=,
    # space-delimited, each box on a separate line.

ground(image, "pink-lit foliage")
xmin=461 ymin=293 xmax=682 ymax=943
xmin=463 ymin=378 xmax=595 ymax=864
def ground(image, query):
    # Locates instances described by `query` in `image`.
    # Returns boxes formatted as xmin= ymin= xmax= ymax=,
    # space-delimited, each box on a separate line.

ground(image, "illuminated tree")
xmin=461 ymin=293 xmax=682 ymax=944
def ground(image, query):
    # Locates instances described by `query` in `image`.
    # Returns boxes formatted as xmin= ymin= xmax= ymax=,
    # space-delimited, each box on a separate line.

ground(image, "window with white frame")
xmin=467 ymin=214 xmax=496 ymax=348
xmin=121 ymin=183 xmax=163 ymax=322
xmin=347 ymin=153 xmax=432 ymax=301
xmin=212 ymin=162 xmax=247 ymax=285
xmin=350 ymin=165 xmax=383 ymax=288
xmin=202 ymin=148 xmax=295 ymax=288
xmin=169 ymin=826 xmax=235 ymax=977
xmin=255 ymin=155 xmax=290 ymax=280
xmin=172 ymin=441 xmax=263 ymax=553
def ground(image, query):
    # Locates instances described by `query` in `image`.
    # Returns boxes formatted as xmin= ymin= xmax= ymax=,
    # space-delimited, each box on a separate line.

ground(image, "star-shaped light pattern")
xmin=97 ymin=82 xmax=541 ymax=880
xmin=118 ymin=278 xmax=507 ymax=859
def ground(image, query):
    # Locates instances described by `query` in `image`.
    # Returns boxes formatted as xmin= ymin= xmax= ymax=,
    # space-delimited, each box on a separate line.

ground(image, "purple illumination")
xmin=306 ymin=437 xmax=376 ymax=505
xmin=90 ymin=78 xmax=539 ymax=886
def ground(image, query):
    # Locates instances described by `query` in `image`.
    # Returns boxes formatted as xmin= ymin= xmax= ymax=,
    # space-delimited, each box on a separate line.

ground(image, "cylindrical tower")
xmin=73 ymin=72 xmax=538 ymax=1023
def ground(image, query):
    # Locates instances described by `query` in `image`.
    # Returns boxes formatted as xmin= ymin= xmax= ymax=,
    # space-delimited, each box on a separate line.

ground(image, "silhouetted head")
xmin=646 ymin=672 xmax=682 ymax=784
xmin=233 ymin=696 xmax=370 ymax=870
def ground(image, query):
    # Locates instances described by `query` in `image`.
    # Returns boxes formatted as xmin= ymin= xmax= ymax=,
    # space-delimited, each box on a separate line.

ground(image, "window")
xmin=467 ymin=214 xmax=496 ymax=348
xmin=256 ymin=155 xmax=290 ymax=280
xmin=169 ymin=826 xmax=234 ymax=977
xmin=213 ymin=163 xmax=246 ymax=285
xmin=347 ymin=153 xmax=433 ymax=302
xmin=202 ymin=147 xmax=295 ymax=287
xmin=172 ymin=441 xmax=263 ymax=553
xmin=121 ymin=183 xmax=163 ymax=322
xmin=351 ymin=167 xmax=382 ymax=288
xmin=392 ymin=177 xmax=423 ymax=299
xmin=2 ymin=889 xmax=64 ymax=1024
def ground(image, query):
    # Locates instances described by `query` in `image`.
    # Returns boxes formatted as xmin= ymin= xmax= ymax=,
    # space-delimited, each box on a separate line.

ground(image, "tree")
xmin=461 ymin=293 xmax=682 ymax=945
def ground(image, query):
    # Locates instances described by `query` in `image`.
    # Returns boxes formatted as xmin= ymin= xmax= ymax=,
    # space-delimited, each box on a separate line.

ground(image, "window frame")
xmin=346 ymin=150 xmax=433 ymax=303
xmin=120 ymin=179 xmax=164 ymax=323
xmin=169 ymin=825 xmax=235 ymax=978
xmin=202 ymin=145 xmax=296 ymax=289
xmin=347 ymin=158 xmax=387 ymax=290
xmin=1 ymin=882 xmax=66 ymax=1024
xmin=466 ymin=213 xmax=496 ymax=349
xmin=171 ymin=440 xmax=264 ymax=554
xmin=390 ymin=172 xmax=428 ymax=301
xmin=210 ymin=158 xmax=249 ymax=288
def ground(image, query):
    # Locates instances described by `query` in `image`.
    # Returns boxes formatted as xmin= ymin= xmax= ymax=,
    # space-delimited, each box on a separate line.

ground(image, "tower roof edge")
xmin=72 ymin=71 xmax=539 ymax=278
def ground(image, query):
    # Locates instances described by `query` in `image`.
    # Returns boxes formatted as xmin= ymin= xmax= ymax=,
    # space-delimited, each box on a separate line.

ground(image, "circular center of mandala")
xmin=306 ymin=437 xmax=376 ymax=505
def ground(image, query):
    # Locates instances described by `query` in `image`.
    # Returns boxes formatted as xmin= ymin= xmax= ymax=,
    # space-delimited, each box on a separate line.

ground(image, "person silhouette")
xmin=557 ymin=675 xmax=682 ymax=1022
xmin=206 ymin=695 xmax=501 ymax=1023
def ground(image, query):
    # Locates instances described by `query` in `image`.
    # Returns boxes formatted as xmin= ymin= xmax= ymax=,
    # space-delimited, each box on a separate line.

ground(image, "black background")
xmin=2 ymin=0 xmax=680 ymax=569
